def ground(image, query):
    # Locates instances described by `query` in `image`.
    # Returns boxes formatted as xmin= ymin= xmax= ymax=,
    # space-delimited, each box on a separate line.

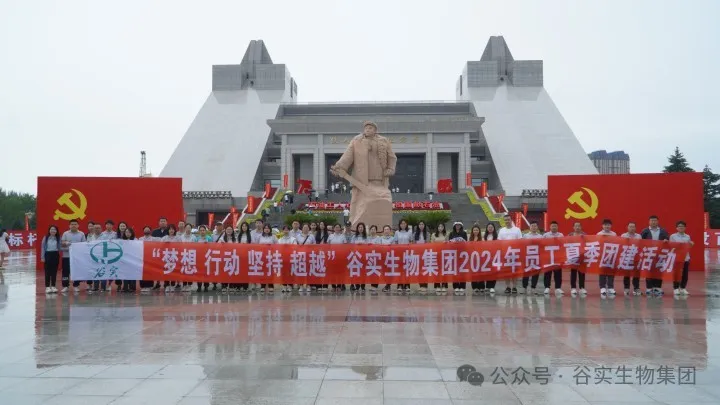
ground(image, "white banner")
xmin=69 ymin=240 xmax=144 ymax=280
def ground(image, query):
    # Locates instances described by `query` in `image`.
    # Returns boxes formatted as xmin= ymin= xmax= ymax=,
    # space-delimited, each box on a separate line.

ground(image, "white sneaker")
xmin=45 ymin=287 xmax=51 ymax=293
xmin=624 ymin=289 xmax=630 ymax=296
xmin=571 ymin=288 xmax=577 ymax=296
xmin=543 ymin=288 xmax=550 ymax=295
xmin=61 ymin=287 xmax=68 ymax=293
xmin=555 ymin=289 xmax=564 ymax=296
xmin=51 ymin=287 xmax=58 ymax=293
xmin=419 ymin=287 xmax=427 ymax=293
xmin=454 ymin=288 xmax=460 ymax=293
xmin=473 ymin=288 xmax=480 ymax=294
xmin=489 ymin=288 xmax=495 ymax=294
xmin=580 ymin=288 xmax=587 ymax=295
xmin=268 ymin=287 xmax=274 ymax=293
xmin=608 ymin=288 xmax=616 ymax=295
xmin=74 ymin=287 xmax=80 ymax=292
xmin=674 ymin=289 xmax=680 ymax=296
xmin=681 ymin=289 xmax=689 ymax=296
xmin=645 ymin=289 xmax=652 ymax=296
xmin=600 ymin=288 xmax=607 ymax=296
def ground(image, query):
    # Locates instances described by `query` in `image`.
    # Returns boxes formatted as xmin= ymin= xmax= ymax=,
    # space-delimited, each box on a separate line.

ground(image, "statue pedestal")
xmin=350 ymin=185 xmax=392 ymax=229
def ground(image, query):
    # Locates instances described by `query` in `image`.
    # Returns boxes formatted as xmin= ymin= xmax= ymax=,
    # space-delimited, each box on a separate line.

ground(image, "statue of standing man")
xmin=330 ymin=121 xmax=397 ymax=230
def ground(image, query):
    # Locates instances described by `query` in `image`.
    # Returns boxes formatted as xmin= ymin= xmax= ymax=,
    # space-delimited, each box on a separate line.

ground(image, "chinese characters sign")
xmin=3 ymin=230 xmax=38 ymax=250
xmin=68 ymin=236 xmax=690 ymax=282
xmin=705 ymin=230 xmax=720 ymax=248
xmin=300 ymin=201 xmax=449 ymax=211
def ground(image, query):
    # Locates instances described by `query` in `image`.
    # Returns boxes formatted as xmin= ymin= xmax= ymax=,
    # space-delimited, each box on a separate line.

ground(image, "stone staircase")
xmin=257 ymin=191 xmax=491 ymax=230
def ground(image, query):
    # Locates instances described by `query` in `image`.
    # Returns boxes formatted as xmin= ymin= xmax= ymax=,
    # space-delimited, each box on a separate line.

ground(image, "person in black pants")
xmin=41 ymin=225 xmax=61 ymax=293
xmin=521 ymin=222 xmax=543 ymax=294
xmin=448 ymin=222 xmax=468 ymax=293
xmin=568 ymin=222 xmax=587 ymax=295
xmin=640 ymin=215 xmax=669 ymax=296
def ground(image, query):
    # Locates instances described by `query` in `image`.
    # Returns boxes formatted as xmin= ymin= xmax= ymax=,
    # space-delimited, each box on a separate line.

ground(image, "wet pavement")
xmin=1 ymin=249 xmax=720 ymax=404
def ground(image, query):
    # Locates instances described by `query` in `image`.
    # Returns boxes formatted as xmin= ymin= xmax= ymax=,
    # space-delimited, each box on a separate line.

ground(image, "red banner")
xmin=465 ymin=172 xmax=472 ymax=187
xmin=548 ymin=173 xmax=705 ymax=271
xmin=208 ymin=213 xmax=215 ymax=227
xmin=297 ymin=179 xmax=312 ymax=194
xmin=521 ymin=203 xmax=529 ymax=217
xmin=36 ymin=177 xmax=183 ymax=269
xmin=300 ymin=201 xmax=449 ymax=211
xmin=705 ymin=212 xmax=710 ymax=230
xmin=245 ymin=196 xmax=261 ymax=214
xmin=474 ymin=183 xmax=487 ymax=198
xmin=140 ymin=236 xmax=689 ymax=283
xmin=264 ymin=183 xmax=271 ymax=198
xmin=437 ymin=179 xmax=453 ymax=193
xmin=2 ymin=230 xmax=38 ymax=250
xmin=543 ymin=212 xmax=548 ymax=231
xmin=706 ymin=230 xmax=720 ymax=248
xmin=283 ymin=174 xmax=289 ymax=189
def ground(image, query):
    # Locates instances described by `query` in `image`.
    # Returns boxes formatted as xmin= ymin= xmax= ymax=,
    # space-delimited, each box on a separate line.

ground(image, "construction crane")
xmin=139 ymin=151 xmax=147 ymax=177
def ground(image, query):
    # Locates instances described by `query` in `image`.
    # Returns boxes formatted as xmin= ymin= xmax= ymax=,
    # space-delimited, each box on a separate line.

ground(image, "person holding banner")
xmin=368 ymin=225 xmax=381 ymax=292
xmin=232 ymin=222 xmax=250 ymax=292
xmin=415 ymin=221 xmax=429 ymax=293
xmin=61 ymin=219 xmax=87 ymax=293
xmin=315 ymin=221 xmax=330 ymax=291
xmin=498 ymin=216 xmax=521 ymax=295
xmin=296 ymin=223 xmax=316 ymax=293
xmin=431 ymin=223 xmax=449 ymax=294
xmin=327 ymin=223 xmax=347 ymax=292
xmin=394 ymin=219 xmax=413 ymax=293
xmin=568 ymin=222 xmax=587 ymax=296
xmin=279 ymin=225 xmax=297 ymax=293
xmin=449 ymin=222 xmax=468 ymax=294
xmin=218 ymin=225 xmax=236 ymax=293
xmin=621 ymin=222 xmax=641 ymax=296
xmin=670 ymin=221 xmax=693 ymax=296
xmin=162 ymin=224 xmax=182 ymax=292
xmin=469 ymin=225 xmax=485 ymax=294
xmin=522 ymin=221 xmax=543 ymax=295
xmin=380 ymin=225 xmax=397 ymax=293
xmin=139 ymin=225 xmax=157 ymax=292
xmin=641 ymin=215 xmax=669 ymax=296
xmin=543 ymin=221 xmax=564 ymax=296
xmin=351 ymin=222 xmax=369 ymax=292
xmin=178 ymin=223 xmax=197 ymax=292
xmin=482 ymin=222 xmax=498 ymax=294
xmin=257 ymin=224 xmax=278 ymax=293
xmin=597 ymin=219 xmax=617 ymax=297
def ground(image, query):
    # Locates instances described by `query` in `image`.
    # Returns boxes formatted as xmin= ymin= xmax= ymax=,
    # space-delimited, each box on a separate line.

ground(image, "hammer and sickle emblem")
xmin=53 ymin=189 xmax=88 ymax=221
xmin=564 ymin=187 xmax=599 ymax=220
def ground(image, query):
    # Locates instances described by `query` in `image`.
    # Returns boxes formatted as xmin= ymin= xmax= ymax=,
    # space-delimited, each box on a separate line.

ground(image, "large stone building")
xmin=161 ymin=36 xmax=597 ymax=220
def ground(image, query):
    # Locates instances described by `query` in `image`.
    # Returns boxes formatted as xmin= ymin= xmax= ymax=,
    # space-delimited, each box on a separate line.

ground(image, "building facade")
xmin=588 ymin=150 xmax=631 ymax=174
xmin=161 ymin=36 xmax=597 ymax=215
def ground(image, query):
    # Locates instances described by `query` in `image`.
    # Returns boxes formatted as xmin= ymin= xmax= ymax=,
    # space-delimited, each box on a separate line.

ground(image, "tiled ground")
xmin=0 ymin=249 xmax=719 ymax=404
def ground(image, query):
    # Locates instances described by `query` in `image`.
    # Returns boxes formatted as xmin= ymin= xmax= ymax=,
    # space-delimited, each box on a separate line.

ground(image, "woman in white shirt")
xmin=278 ymin=225 xmax=297 ymax=293
xmin=483 ymin=223 xmax=499 ymax=294
xmin=161 ymin=225 xmax=183 ymax=292
xmin=431 ymin=223 xmax=448 ymax=294
xmin=327 ymin=223 xmax=346 ymax=292
xmin=218 ymin=226 xmax=236 ymax=293
xmin=394 ymin=219 xmax=413 ymax=293
xmin=414 ymin=221 xmax=429 ymax=293
xmin=351 ymin=222 xmax=369 ymax=292
xmin=380 ymin=225 xmax=398 ymax=293
xmin=257 ymin=224 xmax=278 ymax=293
xmin=368 ymin=225 xmax=381 ymax=291
xmin=236 ymin=222 xmax=252 ymax=292
xmin=296 ymin=223 xmax=316 ymax=293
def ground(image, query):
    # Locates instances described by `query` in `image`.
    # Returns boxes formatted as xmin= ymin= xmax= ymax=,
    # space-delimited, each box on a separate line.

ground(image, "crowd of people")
xmin=38 ymin=214 xmax=694 ymax=298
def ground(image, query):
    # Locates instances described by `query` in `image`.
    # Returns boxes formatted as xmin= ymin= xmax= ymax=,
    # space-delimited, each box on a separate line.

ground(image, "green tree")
xmin=703 ymin=165 xmax=720 ymax=228
xmin=0 ymin=188 xmax=37 ymax=230
xmin=663 ymin=147 xmax=694 ymax=173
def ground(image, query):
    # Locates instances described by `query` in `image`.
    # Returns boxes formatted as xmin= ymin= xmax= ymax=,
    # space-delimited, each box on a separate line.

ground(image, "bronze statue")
xmin=330 ymin=121 xmax=397 ymax=229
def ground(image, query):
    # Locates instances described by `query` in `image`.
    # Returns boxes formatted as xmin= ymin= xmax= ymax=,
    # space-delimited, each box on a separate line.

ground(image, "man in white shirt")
xmin=670 ymin=220 xmax=693 ymax=296
xmin=596 ymin=219 xmax=617 ymax=296
xmin=621 ymin=222 xmax=642 ymax=296
xmin=522 ymin=221 xmax=543 ymax=295
xmin=251 ymin=219 xmax=264 ymax=243
xmin=542 ymin=221 xmax=564 ymax=296
xmin=498 ymin=215 xmax=522 ymax=294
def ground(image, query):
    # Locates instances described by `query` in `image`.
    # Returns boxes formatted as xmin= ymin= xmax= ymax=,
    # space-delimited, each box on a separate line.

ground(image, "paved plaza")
xmin=0 ymin=250 xmax=719 ymax=404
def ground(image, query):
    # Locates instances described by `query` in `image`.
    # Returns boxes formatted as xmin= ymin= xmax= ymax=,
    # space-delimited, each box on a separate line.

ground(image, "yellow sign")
xmin=564 ymin=187 xmax=599 ymax=220
xmin=53 ymin=189 xmax=88 ymax=221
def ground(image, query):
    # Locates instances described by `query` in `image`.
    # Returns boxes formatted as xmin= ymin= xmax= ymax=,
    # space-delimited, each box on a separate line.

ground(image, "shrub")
xmin=401 ymin=211 xmax=451 ymax=231
xmin=283 ymin=213 xmax=339 ymax=227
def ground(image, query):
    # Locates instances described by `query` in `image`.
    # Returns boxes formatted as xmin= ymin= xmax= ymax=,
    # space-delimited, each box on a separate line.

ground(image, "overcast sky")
xmin=1 ymin=0 xmax=718 ymax=195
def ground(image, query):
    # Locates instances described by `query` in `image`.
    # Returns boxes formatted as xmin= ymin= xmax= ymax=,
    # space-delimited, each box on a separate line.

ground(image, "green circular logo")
xmin=90 ymin=241 xmax=124 ymax=265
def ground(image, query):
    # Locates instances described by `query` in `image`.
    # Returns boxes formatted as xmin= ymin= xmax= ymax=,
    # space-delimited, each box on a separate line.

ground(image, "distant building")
xmin=588 ymin=150 xmax=630 ymax=174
